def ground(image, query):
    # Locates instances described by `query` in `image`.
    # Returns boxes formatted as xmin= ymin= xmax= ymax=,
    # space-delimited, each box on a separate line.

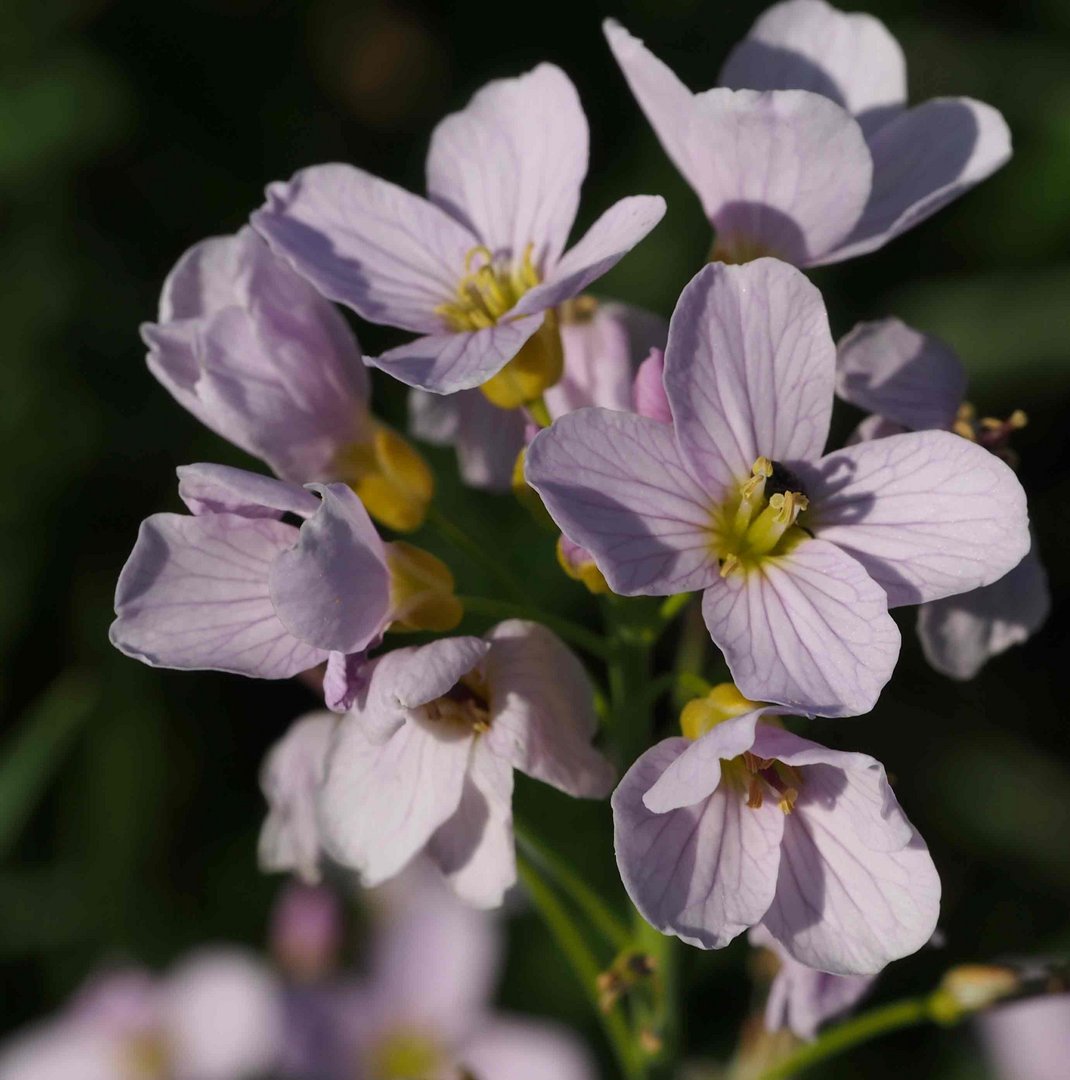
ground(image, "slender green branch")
xmin=458 ymin=594 xmax=608 ymax=659
xmin=518 ymin=855 xmax=644 ymax=1080
xmin=656 ymin=592 xmax=693 ymax=629
xmin=425 ymin=505 xmax=528 ymax=603
xmin=515 ymin=820 xmax=631 ymax=951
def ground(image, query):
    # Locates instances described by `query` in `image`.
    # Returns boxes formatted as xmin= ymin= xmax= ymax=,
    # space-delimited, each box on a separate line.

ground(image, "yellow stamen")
xmin=436 ymin=243 xmax=540 ymax=333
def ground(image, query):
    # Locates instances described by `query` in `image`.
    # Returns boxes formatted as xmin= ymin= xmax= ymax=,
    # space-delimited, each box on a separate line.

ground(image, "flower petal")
xmin=719 ymin=0 xmax=906 ymax=135
xmin=917 ymin=544 xmax=1050 ymax=680
xmin=701 ymin=538 xmax=900 ymax=717
xmin=429 ymin=740 xmax=516 ymax=909
xmin=808 ymin=429 xmax=1030 ymax=606
xmin=643 ymin=710 xmax=767 ymax=813
xmin=512 ymin=196 xmax=666 ymax=317
xmin=525 ymin=408 xmax=719 ymax=596
xmin=268 ymin=484 xmax=390 ymax=654
xmin=252 ymin=164 xmax=477 ymax=334
xmin=613 ymin=738 xmax=784 ymax=949
xmin=320 ymin=711 xmax=473 ymax=887
xmin=369 ymin=315 xmax=544 ymax=394
xmin=762 ymin=805 xmax=940 ymax=975
xmin=366 ymin=636 xmax=491 ymax=715
xmin=426 ymin=64 xmax=587 ymax=271
xmin=664 ymin=260 xmax=836 ymax=489
xmin=460 ymin=1017 xmax=597 ymax=1080
xmin=631 ymin=348 xmax=671 ymax=423
xmin=110 ymin=513 xmax=326 ymax=678
xmin=820 ymin=98 xmax=1012 ymax=264
xmin=836 ymin=318 xmax=967 ymax=432
xmin=176 ymin=463 xmax=320 ymax=519
xmin=482 ymin=620 xmax=614 ymax=799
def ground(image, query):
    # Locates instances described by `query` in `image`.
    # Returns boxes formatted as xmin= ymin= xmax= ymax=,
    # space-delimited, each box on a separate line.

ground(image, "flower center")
xmin=723 ymin=752 xmax=801 ymax=815
xmin=436 ymin=244 xmax=540 ymax=332
xmin=122 ymin=1032 xmax=171 ymax=1080
xmin=422 ymin=671 xmax=491 ymax=734
xmin=370 ymin=1028 xmax=444 ymax=1080
xmin=711 ymin=457 xmax=810 ymax=576
xmin=952 ymin=402 xmax=1027 ymax=468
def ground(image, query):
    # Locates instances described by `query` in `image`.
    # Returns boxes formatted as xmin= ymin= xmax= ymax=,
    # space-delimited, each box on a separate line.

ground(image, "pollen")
xmin=953 ymin=401 xmax=1027 ymax=467
xmin=436 ymin=244 xmax=541 ymax=332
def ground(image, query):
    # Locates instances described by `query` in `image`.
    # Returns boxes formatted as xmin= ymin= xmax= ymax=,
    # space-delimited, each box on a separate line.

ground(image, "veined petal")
xmin=702 ymin=538 xmax=900 ymax=717
xmin=808 ymin=429 xmax=1030 ymax=606
xmin=511 ymin=196 xmax=666 ymax=317
xmin=460 ymin=1017 xmax=597 ymax=1080
xmin=269 ymin=484 xmax=390 ymax=654
xmin=369 ymin=315 xmax=544 ymax=394
xmin=176 ymin=463 xmax=320 ymax=519
xmin=482 ymin=620 xmax=614 ymax=799
xmin=836 ymin=318 xmax=967 ymax=432
xmin=429 ymin=740 xmax=516 ymax=909
xmin=525 ymin=408 xmax=719 ymax=596
xmin=366 ymin=637 xmax=491 ymax=716
xmin=762 ymin=808 xmax=940 ymax=975
xmin=252 ymin=164 xmax=478 ymax=334
xmin=820 ymin=98 xmax=1012 ymax=264
xmin=613 ymin=738 xmax=784 ymax=950
xmin=917 ymin=545 xmax=1050 ymax=680
xmin=665 ymin=260 xmax=835 ymax=488
xmin=643 ymin=710 xmax=767 ymax=813
xmin=110 ymin=513 xmax=325 ymax=678
xmin=720 ymin=0 xmax=906 ymax=135
xmin=426 ymin=64 xmax=587 ymax=271
xmin=320 ymin=711 xmax=473 ymax=887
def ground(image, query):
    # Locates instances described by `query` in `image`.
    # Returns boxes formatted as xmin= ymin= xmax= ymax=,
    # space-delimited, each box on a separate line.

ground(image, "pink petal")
xmin=631 ymin=348 xmax=671 ymax=423
xmin=252 ymin=164 xmax=477 ymax=334
xmin=702 ymin=538 xmax=900 ymax=717
xmin=366 ymin=636 xmax=491 ymax=717
xmin=482 ymin=621 xmax=614 ymax=798
xmin=613 ymin=738 xmax=784 ymax=950
xmin=426 ymin=64 xmax=587 ymax=272
xmin=176 ymin=463 xmax=320 ymax=519
xmin=664 ymin=260 xmax=835 ymax=490
xmin=820 ymin=98 xmax=1012 ymax=264
xmin=268 ymin=484 xmax=390 ymax=654
xmin=460 ymin=1017 xmax=597 ymax=1080
xmin=808 ymin=429 xmax=1030 ymax=606
xmin=719 ymin=0 xmax=906 ymax=135
xmin=110 ymin=513 xmax=326 ymax=678
xmin=917 ymin=544 xmax=1050 ymax=680
xmin=836 ymin=318 xmax=967 ymax=432
xmin=525 ymin=408 xmax=719 ymax=596
xmin=979 ymin=994 xmax=1070 ymax=1080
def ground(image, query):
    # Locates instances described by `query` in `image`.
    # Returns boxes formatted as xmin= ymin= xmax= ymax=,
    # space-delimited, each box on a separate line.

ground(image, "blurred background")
xmin=1 ymin=0 xmax=1067 ymax=1075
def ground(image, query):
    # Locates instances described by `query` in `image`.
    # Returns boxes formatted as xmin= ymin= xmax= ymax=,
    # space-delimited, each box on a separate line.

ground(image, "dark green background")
xmin=1 ymin=1 xmax=1067 ymax=1075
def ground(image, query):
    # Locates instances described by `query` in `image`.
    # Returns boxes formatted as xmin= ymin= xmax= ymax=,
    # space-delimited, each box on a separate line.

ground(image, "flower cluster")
xmin=104 ymin=0 xmax=1049 ymax=1071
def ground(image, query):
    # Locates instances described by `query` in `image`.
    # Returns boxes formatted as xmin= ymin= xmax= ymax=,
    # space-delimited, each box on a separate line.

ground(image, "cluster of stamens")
xmin=421 ymin=672 xmax=491 ymax=733
xmin=952 ymin=402 xmax=1027 ymax=467
xmin=435 ymin=244 xmax=540 ymax=332
xmin=714 ymin=457 xmax=810 ymax=577
xmin=740 ymin=751 xmax=800 ymax=814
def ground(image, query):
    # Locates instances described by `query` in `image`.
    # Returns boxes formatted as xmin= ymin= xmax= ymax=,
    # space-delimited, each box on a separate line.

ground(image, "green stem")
xmin=672 ymin=601 xmax=712 ymax=710
xmin=458 ymin=594 xmax=608 ymax=659
xmin=656 ymin=592 xmax=692 ymax=629
xmin=518 ymin=855 xmax=644 ymax=1080
xmin=755 ymin=996 xmax=933 ymax=1080
xmin=425 ymin=505 xmax=528 ymax=604
xmin=515 ymin=820 xmax=631 ymax=951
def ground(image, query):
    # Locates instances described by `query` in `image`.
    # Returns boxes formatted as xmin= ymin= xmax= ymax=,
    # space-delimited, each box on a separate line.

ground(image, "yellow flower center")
xmin=370 ymin=1028 xmax=445 ymax=1080
xmin=386 ymin=542 xmax=463 ymax=633
xmin=711 ymin=456 xmax=810 ymax=577
xmin=122 ymin=1033 xmax=170 ymax=1080
xmin=335 ymin=422 xmax=433 ymax=533
xmin=436 ymin=244 xmax=540 ymax=332
xmin=422 ymin=671 xmax=492 ymax=734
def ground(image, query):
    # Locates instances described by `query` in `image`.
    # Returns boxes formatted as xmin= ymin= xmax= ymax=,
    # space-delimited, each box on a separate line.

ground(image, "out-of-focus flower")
xmin=749 ymin=926 xmax=876 ymax=1040
xmin=252 ymin=66 xmax=664 ymax=398
xmin=0 ymin=952 xmax=282 ymax=1080
xmin=143 ymin=226 xmax=432 ymax=532
xmin=270 ymin=883 xmax=345 ymax=983
xmin=978 ymin=994 xmax=1070 ymax=1080
xmin=605 ymin=0 xmax=1010 ymax=266
xmin=320 ymin=621 xmax=615 ymax=907
xmin=409 ymin=298 xmax=667 ymax=492
xmin=612 ymin=692 xmax=940 ymax=974
xmin=527 ymin=259 xmax=1029 ymax=716
xmin=110 ymin=464 xmax=460 ymax=710
xmin=837 ymin=317 xmax=1050 ymax=680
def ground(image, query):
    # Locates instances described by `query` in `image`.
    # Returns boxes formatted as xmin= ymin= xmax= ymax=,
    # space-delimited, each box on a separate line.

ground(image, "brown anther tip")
xmin=639 ymin=1030 xmax=664 ymax=1055
xmin=627 ymin=952 xmax=657 ymax=977
xmin=1009 ymin=409 xmax=1028 ymax=428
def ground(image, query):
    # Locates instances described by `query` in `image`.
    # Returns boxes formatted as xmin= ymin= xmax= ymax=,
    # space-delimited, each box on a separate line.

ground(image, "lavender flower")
xmin=837 ymin=318 xmax=1050 ymax=679
xmin=143 ymin=226 xmax=432 ymax=532
xmin=252 ymin=65 xmax=665 ymax=399
xmin=612 ymin=694 xmax=940 ymax=974
xmin=527 ymin=259 xmax=1028 ymax=715
xmin=606 ymin=0 xmax=1010 ymax=266
xmin=979 ymin=994 xmax=1070 ymax=1080
xmin=320 ymin=621 xmax=615 ymax=907
xmin=110 ymin=464 xmax=460 ymax=710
